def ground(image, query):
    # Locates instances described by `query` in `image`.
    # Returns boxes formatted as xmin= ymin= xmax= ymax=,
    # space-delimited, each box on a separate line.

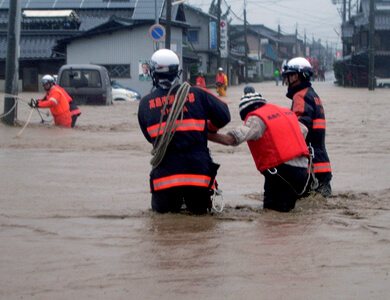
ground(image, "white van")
xmin=57 ymin=64 xmax=113 ymax=105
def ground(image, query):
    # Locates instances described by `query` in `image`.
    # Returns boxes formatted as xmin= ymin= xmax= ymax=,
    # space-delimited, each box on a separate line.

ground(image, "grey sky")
xmin=187 ymin=0 xmax=346 ymax=48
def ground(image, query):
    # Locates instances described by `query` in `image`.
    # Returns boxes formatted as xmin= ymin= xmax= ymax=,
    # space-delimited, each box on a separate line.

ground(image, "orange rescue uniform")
xmin=215 ymin=73 xmax=228 ymax=96
xmin=196 ymin=76 xmax=206 ymax=88
xmin=38 ymin=85 xmax=72 ymax=128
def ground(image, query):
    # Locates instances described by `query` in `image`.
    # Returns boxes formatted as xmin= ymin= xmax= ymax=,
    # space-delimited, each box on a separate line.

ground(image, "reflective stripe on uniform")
xmin=313 ymin=118 xmax=326 ymax=129
xmin=147 ymin=119 xmax=205 ymax=138
xmin=313 ymin=162 xmax=332 ymax=173
xmin=152 ymin=174 xmax=212 ymax=191
xmin=49 ymin=97 xmax=58 ymax=105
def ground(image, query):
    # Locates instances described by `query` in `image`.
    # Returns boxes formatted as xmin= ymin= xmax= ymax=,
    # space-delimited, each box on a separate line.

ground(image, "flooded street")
xmin=1 ymin=77 xmax=389 ymax=299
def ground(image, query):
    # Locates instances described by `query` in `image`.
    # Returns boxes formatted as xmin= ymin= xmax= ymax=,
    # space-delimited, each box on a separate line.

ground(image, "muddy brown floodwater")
xmin=1 ymin=75 xmax=389 ymax=299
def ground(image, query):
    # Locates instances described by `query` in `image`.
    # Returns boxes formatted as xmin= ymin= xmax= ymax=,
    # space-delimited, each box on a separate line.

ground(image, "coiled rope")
xmin=1 ymin=93 xmax=52 ymax=137
xmin=150 ymin=81 xmax=191 ymax=168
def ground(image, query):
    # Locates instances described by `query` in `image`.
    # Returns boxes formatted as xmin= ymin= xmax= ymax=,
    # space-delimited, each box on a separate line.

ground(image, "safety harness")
xmin=267 ymin=143 xmax=318 ymax=196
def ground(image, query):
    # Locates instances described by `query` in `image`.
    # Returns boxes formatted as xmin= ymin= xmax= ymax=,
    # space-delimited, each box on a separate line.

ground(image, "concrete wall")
xmin=0 ymin=80 xmax=23 ymax=92
xmin=66 ymin=25 xmax=183 ymax=98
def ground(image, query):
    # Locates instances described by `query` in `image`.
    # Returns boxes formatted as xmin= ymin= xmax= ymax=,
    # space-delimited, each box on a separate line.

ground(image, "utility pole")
xmin=217 ymin=0 xmax=221 ymax=68
xmin=244 ymin=1 xmax=248 ymax=83
xmin=155 ymin=0 xmax=159 ymax=24
xmin=3 ymin=0 xmax=21 ymax=126
xmin=343 ymin=0 xmax=347 ymax=22
xmin=165 ymin=0 xmax=172 ymax=49
xmin=348 ymin=0 xmax=351 ymax=20
xmin=368 ymin=0 xmax=375 ymax=90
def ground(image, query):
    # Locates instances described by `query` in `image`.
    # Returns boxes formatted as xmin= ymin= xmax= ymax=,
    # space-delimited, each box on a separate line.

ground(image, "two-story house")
xmin=339 ymin=0 xmax=390 ymax=87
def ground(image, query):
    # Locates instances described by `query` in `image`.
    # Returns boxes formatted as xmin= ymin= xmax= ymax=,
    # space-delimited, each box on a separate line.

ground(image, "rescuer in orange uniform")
xmin=196 ymin=70 xmax=206 ymax=88
xmin=55 ymin=84 xmax=81 ymax=127
xmin=29 ymin=75 xmax=73 ymax=128
xmin=215 ymin=67 xmax=228 ymax=96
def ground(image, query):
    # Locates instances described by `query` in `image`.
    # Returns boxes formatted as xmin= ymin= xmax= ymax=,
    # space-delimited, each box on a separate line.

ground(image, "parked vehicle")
xmin=57 ymin=64 xmax=113 ymax=105
xmin=376 ymin=77 xmax=390 ymax=88
xmin=111 ymin=80 xmax=141 ymax=100
xmin=112 ymin=86 xmax=137 ymax=102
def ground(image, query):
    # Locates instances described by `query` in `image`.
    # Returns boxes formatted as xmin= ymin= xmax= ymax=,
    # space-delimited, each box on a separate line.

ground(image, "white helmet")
xmin=218 ymin=67 xmax=223 ymax=71
xmin=282 ymin=57 xmax=313 ymax=78
xmin=41 ymin=74 xmax=55 ymax=85
xmin=150 ymin=49 xmax=180 ymax=89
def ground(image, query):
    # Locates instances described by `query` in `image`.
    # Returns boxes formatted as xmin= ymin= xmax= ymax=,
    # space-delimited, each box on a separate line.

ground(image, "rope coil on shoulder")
xmin=150 ymin=81 xmax=191 ymax=168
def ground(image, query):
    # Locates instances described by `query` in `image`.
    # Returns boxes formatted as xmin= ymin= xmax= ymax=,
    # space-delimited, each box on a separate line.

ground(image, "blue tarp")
xmin=265 ymin=44 xmax=279 ymax=61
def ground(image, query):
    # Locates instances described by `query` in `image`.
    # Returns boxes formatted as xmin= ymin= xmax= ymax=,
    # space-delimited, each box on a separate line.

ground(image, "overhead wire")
xmin=193 ymin=0 xmax=341 ymax=44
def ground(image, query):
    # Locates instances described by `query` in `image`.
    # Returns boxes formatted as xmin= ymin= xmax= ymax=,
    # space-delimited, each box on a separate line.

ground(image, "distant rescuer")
xmin=196 ymin=70 xmax=206 ymax=88
xmin=215 ymin=67 xmax=228 ymax=96
xmin=138 ymin=49 xmax=231 ymax=214
xmin=29 ymin=75 xmax=73 ymax=128
xmin=282 ymin=57 xmax=332 ymax=197
xmin=208 ymin=89 xmax=309 ymax=212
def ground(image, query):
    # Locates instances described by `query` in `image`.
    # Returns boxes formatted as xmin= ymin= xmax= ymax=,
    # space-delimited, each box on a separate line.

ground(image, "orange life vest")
xmin=246 ymin=104 xmax=309 ymax=173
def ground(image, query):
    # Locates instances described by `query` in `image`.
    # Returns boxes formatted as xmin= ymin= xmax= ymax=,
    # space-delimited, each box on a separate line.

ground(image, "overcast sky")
xmin=187 ymin=0 xmax=346 ymax=49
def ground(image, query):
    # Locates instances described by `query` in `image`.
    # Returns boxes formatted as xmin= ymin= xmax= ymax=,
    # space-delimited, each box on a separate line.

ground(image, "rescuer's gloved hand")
xmin=29 ymin=99 xmax=38 ymax=108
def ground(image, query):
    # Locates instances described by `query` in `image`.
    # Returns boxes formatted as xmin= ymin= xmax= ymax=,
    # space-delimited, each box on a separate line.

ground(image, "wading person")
xmin=29 ymin=75 xmax=72 ymax=128
xmin=282 ymin=57 xmax=332 ymax=197
xmin=208 ymin=90 xmax=309 ymax=212
xmin=56 ymin=84 xmax=81 ymax=128
xmin=138 ymin=49 xmax=231 ymax=214
xmin=196 ymin=70 xmax=206 ymax=88
xmin=215 ymin=67 xmax=228 ymax=97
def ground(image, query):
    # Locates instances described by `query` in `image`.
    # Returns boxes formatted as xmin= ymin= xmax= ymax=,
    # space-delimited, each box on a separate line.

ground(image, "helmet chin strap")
xmin=287 ymin=74 xmax=298 ymax=87
xmin=153 ymin=70 xmax=182 ymax=89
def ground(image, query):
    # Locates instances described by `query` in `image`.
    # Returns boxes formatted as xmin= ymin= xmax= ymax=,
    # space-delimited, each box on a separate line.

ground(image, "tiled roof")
xmin=0 ymin=34 xmax=73 ymax=59
xmin=183 ymin=4 xmax=217 ymax=21
xmin=0 ymin=0 xmax=137 ymax=9
xmin=133 ymin=0 xmax=164 ymax=20
xmin=0 ymin=8 xmax=135 ymax=60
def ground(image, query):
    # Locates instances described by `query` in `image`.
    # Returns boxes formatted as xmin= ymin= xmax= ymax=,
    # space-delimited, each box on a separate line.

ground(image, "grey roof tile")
xmin=0 ymin=0 xmax=137 ymax=9
xmin=132 ymin=0 xmax=164 ymax=20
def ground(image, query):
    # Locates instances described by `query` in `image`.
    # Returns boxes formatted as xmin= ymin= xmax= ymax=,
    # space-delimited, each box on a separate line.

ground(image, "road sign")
xmin=149 ymin=24 xmax=165 ymax=42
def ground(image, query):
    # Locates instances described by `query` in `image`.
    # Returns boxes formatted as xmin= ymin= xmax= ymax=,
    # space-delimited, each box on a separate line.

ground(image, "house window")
xmin=102 ymin=64 xmax=131 ymax=78
xmin=188 ymin=30 xmax=199 ymax=43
